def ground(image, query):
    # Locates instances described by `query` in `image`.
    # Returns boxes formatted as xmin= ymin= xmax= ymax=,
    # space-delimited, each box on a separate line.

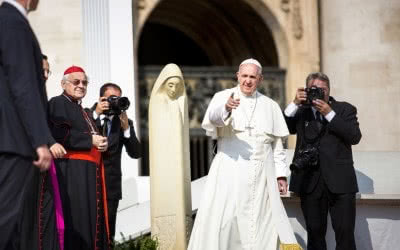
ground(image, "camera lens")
xmin=117 ymin=97 xmax=130 ymax=110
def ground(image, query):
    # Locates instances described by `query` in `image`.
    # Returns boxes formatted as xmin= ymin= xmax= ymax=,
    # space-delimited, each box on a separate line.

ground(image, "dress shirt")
xmin=93 ymin=111 xmax=131 ymax=138
xmin=284 ymin=102 xmax=336 ymax=122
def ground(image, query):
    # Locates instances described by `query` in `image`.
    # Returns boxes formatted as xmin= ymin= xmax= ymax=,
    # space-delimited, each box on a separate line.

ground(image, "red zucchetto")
xmin=63 ymin=66 xmax=85 ymax=75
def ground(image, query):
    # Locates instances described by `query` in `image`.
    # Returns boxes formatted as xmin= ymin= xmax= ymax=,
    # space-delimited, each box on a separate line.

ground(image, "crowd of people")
xmin=0 ymin=0 xmax=361 ymax=250
xmin=0 ymin=1 xmax=141 ymax=250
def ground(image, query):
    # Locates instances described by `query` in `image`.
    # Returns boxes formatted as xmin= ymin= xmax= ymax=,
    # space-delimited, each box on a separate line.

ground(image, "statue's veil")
xmin=149 ymin=63 xmax=187 ymax=120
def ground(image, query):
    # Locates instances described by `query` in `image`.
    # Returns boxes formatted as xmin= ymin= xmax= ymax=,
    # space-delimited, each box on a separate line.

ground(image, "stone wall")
xmin=29 ymin=0 xmax=83 ymax=99
xmin=22 ymin=0 xmax=400 ymax=151
xmin=320 ymin=0 xmax=400 ymax=151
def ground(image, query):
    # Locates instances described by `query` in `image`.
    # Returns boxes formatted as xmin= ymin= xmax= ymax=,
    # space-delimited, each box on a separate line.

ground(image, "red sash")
xmin=63 ymin=147 xmax=110 ymax=244
xmin=64 ymin=147 xmax=101 ymax=165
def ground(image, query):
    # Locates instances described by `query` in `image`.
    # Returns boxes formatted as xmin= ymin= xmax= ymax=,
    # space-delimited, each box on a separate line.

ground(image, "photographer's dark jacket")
xmin=285 ymin=97 xmax=362 ymax=194
xmin=86 ymin=104 xmax=142 ymax=200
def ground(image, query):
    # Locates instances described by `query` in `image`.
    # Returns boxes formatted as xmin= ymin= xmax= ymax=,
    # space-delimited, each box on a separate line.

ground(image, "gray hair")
xmin=62 ymin=73 xmax=89 ymax=83
xmin=62 ymin=74 xmax=69 ymax=82
xmin=305 ymin=72 xmax=330 ymax=88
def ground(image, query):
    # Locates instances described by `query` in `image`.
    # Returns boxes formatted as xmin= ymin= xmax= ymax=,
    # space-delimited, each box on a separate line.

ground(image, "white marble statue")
xmin=148 ymin=63 xmax=192 ymax=250
xmin=188 ymin=59 xmax=301 ymax=250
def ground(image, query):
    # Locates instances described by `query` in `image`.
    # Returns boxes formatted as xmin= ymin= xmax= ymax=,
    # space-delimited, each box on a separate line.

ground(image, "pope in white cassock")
xmin=188 ymin=59 xmax=301 ymax=250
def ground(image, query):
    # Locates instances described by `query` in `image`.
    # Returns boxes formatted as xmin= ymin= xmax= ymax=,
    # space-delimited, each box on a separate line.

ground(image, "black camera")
xmin=290 ymin=144 xmax=319 ymax=172
xmin=303 ymin=86 xmax=324 ymax=106
xmin=104 ymin=95 xmax=130 ymax=115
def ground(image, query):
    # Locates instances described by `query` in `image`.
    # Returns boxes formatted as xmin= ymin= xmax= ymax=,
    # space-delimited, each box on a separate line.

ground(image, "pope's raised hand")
xmin=225 ymin=92 xmax=240 ymax=112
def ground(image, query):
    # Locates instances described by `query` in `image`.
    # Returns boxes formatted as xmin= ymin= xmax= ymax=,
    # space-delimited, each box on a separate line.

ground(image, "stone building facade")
xmin=22 ymin=0 xmax=400 ymax=180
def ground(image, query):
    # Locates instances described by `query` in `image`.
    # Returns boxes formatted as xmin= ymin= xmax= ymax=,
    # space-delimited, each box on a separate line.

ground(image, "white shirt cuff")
xmin=93 ymin=111 xmax=100 ymax=120
xmin=284 ymin=102 xmax=299 ymax=117
xmin=123 ymin=128 xmax=131 ymax=138
xmin=324 ymin=110 xmax=336 ymax=122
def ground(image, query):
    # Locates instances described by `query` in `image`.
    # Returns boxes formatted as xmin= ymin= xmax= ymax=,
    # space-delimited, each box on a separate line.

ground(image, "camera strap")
xmin=302 ymin=115 xmax=327 ymax=148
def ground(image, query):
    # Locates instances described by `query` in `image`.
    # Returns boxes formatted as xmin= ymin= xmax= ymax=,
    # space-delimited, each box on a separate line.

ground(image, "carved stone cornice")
xmin=281 ymin=0 xmax=290 ymax=13
xmin=280 ymin=0 xmax=303 ymax=40
xmin=292 ymin=0 xmax=303 ymax=39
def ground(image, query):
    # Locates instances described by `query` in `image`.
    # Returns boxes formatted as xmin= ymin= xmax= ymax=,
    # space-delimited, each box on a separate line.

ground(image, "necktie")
xmin=315 ymin=111 xmax=323 ymax=123
xmin=316 ymin=111 xmax=327 ymax=125
xmin=103 ymin=117 xmax=111 ymax=136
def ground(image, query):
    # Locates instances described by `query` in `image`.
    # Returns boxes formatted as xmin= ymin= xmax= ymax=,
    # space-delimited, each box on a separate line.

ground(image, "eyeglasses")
xmin=66 ymin=79 xmax=89 ymax=87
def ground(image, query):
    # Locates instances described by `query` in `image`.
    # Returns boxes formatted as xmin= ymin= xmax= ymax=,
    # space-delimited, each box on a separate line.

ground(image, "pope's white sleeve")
xmin=273 ymin=137 xmax=288 ymax=178
xmin=208 ymin=102 xmax=231 ymax=127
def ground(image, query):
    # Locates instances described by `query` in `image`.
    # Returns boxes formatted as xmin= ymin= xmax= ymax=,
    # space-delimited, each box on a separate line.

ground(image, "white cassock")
xmin=188 ymin=86 xmax=298 ymax=250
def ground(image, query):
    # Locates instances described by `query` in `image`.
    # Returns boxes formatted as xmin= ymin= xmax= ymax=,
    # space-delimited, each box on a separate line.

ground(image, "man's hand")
xmin=92 ymin=135 xmax=108 ymax=152
xmin=95 ymin=97 xmax=109 ymax=116
xmin=312 ymin=99 xmax=332 ymax=115
xmin=50 ymin=143 xmax=67 ymax=158
xmin=119 ymin=111 xmax=129 ymax=131
xmin=225 ymin=93 xmax=240 ymax=112
xmin=294 ymin=87 xmax=307 ymax=105
xmin=277 ymin=177 xmax=288 ymax=195
xmin=33 ymin=145 xmax=52 ymax=172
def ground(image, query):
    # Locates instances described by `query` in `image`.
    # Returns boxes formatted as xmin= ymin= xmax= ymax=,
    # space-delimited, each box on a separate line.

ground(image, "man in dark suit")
xmin=86 ymin=83 xmax=142 ymax=239
xmin=0 ymin=0 xmax=53 ymax=249
xmin=284 ymin=72 xmax=362 ymax=250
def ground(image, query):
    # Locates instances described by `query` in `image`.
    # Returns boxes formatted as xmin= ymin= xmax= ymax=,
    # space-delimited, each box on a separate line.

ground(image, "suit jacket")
xmin=0 ymin=2 xmax=54 ymax=157
xmin=86 ymin=105 xmax=142 ymax=200
xmin=285 ymin=97 xmax=362 ymax=194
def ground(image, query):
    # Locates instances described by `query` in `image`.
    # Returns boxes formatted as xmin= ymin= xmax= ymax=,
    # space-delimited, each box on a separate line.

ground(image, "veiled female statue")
xmin=148 ymin=64 xmax=192 ymax=250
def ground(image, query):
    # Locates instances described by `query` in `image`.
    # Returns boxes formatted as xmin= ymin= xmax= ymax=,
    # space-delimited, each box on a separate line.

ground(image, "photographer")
xmin=284 ymin=72 xmax=361 ymax=250
xmin=87 ymin=83 xmax=142 ymax=239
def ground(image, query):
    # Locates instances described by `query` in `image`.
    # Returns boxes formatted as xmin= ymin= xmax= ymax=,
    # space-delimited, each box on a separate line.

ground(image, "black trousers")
xmin=107 ymin=199 xmax=119 ymax=240
xmin=0 ymin=154 xmax=35 ymax=250
xmin=300 ymin=176 xmax=356 ymax=250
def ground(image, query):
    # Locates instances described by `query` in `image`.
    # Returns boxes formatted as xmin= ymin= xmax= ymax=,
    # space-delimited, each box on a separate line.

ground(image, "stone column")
xmin=81 ymin=0 xmax=111 ymax=106
xmin=81 ymin=0 xmax=140 ymax=199
xmin=108 ymin=1 xmax=140 ymax=180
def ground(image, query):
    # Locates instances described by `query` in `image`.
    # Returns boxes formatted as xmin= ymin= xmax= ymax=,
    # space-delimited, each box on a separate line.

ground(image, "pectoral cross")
xmin=245 ymin=123 xmax=255 ymax=136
